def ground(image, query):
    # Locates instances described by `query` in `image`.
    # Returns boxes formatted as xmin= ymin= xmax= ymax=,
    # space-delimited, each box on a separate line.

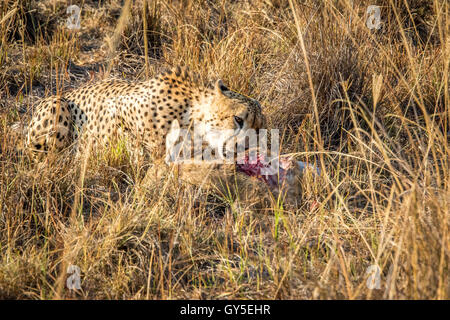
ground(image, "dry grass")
xmin=0 ymin=0 xmax=448 ymax=299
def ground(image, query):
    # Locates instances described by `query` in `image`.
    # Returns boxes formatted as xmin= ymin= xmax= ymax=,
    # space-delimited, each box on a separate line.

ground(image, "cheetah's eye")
xmin=234 ymin=116 xmax=244 ymax=129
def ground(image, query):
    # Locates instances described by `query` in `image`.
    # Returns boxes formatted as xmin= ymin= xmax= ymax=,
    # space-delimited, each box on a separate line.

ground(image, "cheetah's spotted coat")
xmin=25 ymin=66 xmax=265 ymax=159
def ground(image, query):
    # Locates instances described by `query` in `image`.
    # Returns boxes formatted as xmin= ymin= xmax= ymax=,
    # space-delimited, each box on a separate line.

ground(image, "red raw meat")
xmin=236 ymin=153 xmax=293 ymax=188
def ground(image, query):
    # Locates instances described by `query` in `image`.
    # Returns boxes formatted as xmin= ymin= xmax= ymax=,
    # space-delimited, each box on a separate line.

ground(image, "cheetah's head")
xmin=200 ymin=80 xmax=266 ymax=157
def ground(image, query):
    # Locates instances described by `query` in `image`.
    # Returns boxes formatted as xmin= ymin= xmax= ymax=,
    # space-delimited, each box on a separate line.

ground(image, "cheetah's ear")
xmin=215 ymin=79 xmax=229 ymax=95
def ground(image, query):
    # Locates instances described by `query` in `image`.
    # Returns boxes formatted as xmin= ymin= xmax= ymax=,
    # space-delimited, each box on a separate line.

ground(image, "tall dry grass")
xmin=0 ymin=0 xmax=448 ymax=299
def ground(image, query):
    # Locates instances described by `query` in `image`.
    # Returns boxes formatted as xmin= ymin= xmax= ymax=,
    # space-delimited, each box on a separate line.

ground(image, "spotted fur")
xmin=23 ymin=66 xmax=266 ymax=159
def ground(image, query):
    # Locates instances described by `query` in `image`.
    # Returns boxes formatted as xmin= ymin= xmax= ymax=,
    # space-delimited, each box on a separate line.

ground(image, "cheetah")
xmin=19 ymin=66 xmax=302 ymax=206
xmin=24 ymin=66 xmax=264 ymax=157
